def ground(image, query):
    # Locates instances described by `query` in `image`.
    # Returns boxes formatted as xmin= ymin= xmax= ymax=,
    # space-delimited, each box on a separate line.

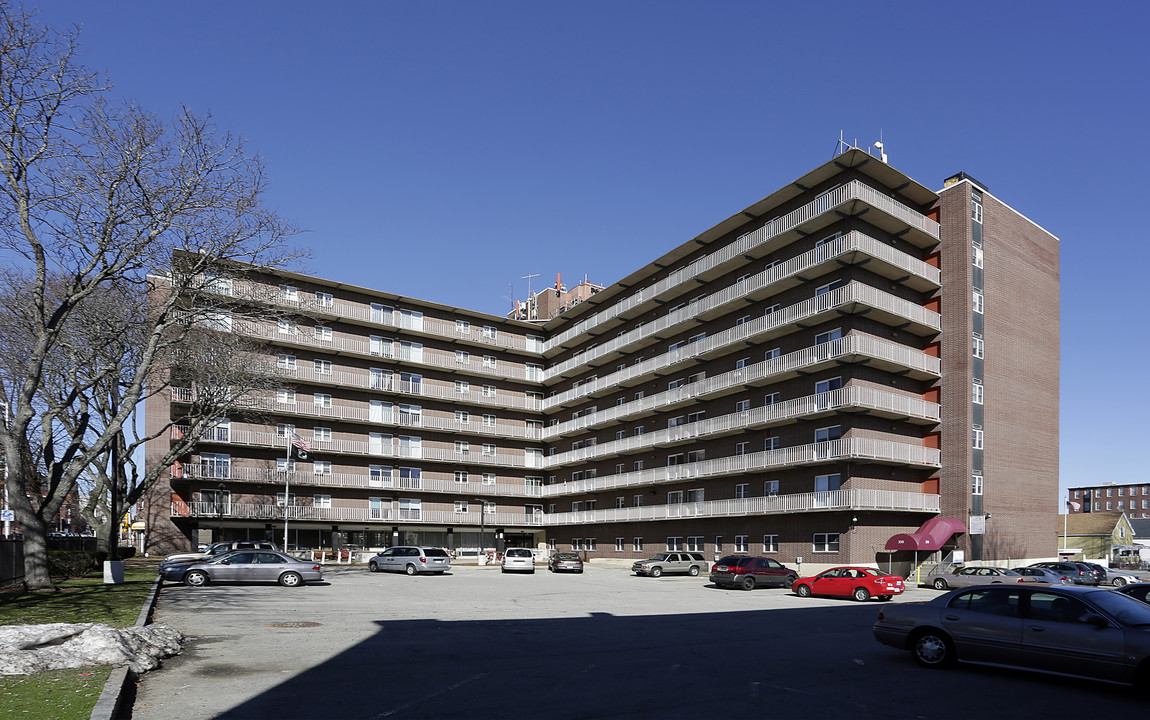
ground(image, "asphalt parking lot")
xmin=129 ymin=565 xmax=1149 ymax=719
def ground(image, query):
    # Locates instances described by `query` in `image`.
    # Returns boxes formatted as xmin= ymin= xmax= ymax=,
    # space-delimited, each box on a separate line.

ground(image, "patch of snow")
xmin=0 ymin=623 xmax=183 ymax=675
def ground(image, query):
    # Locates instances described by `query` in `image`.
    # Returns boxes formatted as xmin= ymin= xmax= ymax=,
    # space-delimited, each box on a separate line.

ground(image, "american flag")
xmin=290 ymin=432 xmax=312 ymax=460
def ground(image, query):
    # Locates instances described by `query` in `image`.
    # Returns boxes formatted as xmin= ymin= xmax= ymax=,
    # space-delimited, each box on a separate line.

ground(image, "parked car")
xmin=1029 ymin=561 xmax=1104 ymax=586
xmin=368 ymin=546 xmax=451 ymax=575
xmin=502 ymin=548 xmax=536 ymax=573
xmin=793 ymin=566 xmax=905 ymax=601
xmin=927 ymin=566 xmax=1026 ymax=590
xmin=549 ymin=552 xmax=584 ymax=573
xmin=1082 ymin=562 xmax=1138 ymax=587
xmin=1011 ymin=566 xmax=1073 ymax=584
xmin=874 ymin=584 xmax=1150 ymax=689
xmin=160 ymin=540 xmax=278 ymax=569
xmin=709 ymin=556 xmax=795 ymax=590
xmin=632 ymin=552 xmax=708 ymax=578
xmin=160 ymin=550 xmax=322 ymax=587
xmin=1114 ymin=582 xmax=1150 ymax=604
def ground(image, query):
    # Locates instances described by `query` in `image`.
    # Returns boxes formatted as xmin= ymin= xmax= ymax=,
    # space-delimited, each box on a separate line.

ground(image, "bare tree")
xmin=0 ymin=5 xmax=299 ymax=590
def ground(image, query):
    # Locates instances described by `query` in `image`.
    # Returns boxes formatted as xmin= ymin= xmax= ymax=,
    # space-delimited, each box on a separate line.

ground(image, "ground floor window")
xmin=686 ymin=536 xmax=704 ymax=551
xmin=763 ymin=534 xmax=778 ymax=552
xmin=666 ymin=537 xmax=683 ymax=551
xmin=633 ymin=537 xmax=643 ymax=552
xmin=715 ymin=536 xmax=723 ymax=552
xmin=572 ymin=538 xmax=583 ymax=550
xmin=586 ymin=538 xmax=597 ymax=551
xmin=735 ymin=535 xmax=748 ymax=553
xmin=615 ymin=538 xmax=624 ymax=551
xmin=814 ymin=533 xmax=840 ymax=552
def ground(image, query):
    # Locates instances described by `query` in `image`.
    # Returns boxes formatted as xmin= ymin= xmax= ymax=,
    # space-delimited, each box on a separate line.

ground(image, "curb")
xmin=89 ymin=574 xmax=163 ymax=720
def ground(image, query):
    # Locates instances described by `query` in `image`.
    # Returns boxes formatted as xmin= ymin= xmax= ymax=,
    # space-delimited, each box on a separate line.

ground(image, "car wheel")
xmin=688 ymin=566 xmax=699 ymax=577
xmin=796 ymin=583 xmax=811 ymax=598
xmin=650 ymin=567 xmax=663 ymax=578
xmin=405 ymin=564 xmax=417 ymax=576
xmin=853 ymin=587 xmax=871 ymax=602
xmin=368 ymin=561 xmax=379 ymax=572
xmin=1114 ymin=577 xmax=1128 ymax=588
xmin=279 ymin=572 xmax=302 ymax=587
xmin=933 ymin=578 xmax=948 ymax=590
xmin=784 ymin=575 xmax=797 ymax=589
xmin=184 ymin=570 xmax=209 ymax=587
xmin=577 ymin=569 xmax=584 ymax=574
xmin=912 ymin=630 xmax=956 ymax=668
xmin=740 ymin=576 xmax=755 ymax=591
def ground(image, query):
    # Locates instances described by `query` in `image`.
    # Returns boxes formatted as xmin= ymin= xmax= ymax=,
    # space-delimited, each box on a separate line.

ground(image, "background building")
xmin=144 ymin=147 xmax=1060 ymax=570
xmin=1070 ymin=482 xmax=1150 ymax=518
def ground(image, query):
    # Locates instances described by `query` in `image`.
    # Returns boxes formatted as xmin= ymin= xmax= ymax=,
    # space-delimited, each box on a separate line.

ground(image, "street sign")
xmin=0 ymin=510 xmax=14 ymax=522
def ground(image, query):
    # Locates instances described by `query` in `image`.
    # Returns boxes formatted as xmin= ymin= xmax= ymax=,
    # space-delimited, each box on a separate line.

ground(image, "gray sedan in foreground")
xmin=874 ymin=584 xmax=1150 ymax=688
xmin=159 ymin=550 xmax=323 ymax=587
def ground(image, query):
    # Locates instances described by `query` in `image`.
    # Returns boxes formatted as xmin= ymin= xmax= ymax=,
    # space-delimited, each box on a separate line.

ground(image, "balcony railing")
xmin=173 ymin=501 xmax=544 ymax=526
xmin=544 ymin=332 xmax=939 ymax=435
xmin=546 ymin=179 xmax=940 ymax=352
xmin=545 ymin=281 xmax=941 ymax=407
xmin=544 ymin=385 xmax=939 ymax=468
xmin=545 ymin=488 xmax=941 ymax=525
xmin=542 ymin=437 xmax=941 ymax=497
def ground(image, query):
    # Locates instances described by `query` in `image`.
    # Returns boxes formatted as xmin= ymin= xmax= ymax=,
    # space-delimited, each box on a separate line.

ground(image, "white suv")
xmin=501 ymin=548 xmax=536 ymax=574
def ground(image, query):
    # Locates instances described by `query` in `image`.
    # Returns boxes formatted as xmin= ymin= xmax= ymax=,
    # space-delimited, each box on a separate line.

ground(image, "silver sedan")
xmin=160 ymin=550 xmax=323 ymax=587
xmin=927 ymin=566 xmax=1028 ymax=590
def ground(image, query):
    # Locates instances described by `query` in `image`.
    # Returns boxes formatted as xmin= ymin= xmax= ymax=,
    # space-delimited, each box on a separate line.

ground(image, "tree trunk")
xmin=21 ymin=515 xmax=55 ymax=591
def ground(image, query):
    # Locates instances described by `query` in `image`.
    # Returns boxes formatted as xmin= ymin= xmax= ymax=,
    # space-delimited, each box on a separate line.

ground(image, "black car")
xmin=1114 ymin=582 xmax=1150 ymax=605
xmin=1029 ymin=561 xmax=1104 ymax=586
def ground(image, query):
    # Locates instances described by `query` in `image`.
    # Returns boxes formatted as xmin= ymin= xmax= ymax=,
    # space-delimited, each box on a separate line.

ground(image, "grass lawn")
xmin=0 ymin=561 xmax=160 ymax=720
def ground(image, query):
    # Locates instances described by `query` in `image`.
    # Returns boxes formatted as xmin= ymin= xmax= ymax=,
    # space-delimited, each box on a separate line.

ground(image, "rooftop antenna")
xmin=522 ymin=273 xmax=540 ymax=298
xmin=874 ymin=130 xmax=888 ymax=164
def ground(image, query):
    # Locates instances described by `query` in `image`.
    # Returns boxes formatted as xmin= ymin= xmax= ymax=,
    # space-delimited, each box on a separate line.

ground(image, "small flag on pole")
xmin=1066 ymin=499 xmax=1081 ymax=512
xmin=290 ymin=432 xmax=311 ymax=461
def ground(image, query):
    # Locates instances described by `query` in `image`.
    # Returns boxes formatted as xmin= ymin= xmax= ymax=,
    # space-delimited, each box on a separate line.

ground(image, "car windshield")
xmin=424 ymin=548 xmax=449 ymax=557
xmin=716 ymin=556 xmax=751 ymax=567
xmin=647 ymin=554 xmax=670 ymax=561
xmin=555 ymin=553 xmax=579 ymax=560
xmin=507 ymin=549 xmax=531 ymax=557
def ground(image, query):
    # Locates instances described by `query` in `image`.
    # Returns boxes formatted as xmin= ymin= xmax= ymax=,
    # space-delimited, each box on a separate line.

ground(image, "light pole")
xmin=217 ymin=482 xmax=226 ymax=542
xmin=0 ymin=400 xmax=9 ymax=538
xmin=476 ymin=498 xmax=485 ymax=565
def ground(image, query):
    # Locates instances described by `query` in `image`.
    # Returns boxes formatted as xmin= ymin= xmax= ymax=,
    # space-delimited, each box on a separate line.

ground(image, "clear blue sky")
xmin=32 ymin=1 xmax=1150 ymax=506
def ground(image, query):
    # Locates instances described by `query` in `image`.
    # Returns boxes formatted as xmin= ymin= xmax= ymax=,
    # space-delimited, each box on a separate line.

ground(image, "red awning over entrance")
xmin=884 ymin=517 xmax=966 ymax=551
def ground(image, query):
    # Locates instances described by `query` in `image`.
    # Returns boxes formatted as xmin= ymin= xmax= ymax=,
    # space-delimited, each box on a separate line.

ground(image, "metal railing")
xmin=173 ymin=501 xmax=544 ymax=526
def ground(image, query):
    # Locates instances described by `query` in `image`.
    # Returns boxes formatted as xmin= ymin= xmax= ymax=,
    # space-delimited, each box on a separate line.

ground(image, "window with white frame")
xmin=735 ymin=399 xmax=750 ymax=412
xmin=686 ymin=449 xmax=705 ymax=463
xmin=454 ymin=471 xmax=469 ymax=483
xmin=370 ymin=466 xmax=392 ymax=486
xmin=813 ymin=533 xmax=840 ymax=552
xmin=483 ymin=385 xmax=496 ymax=398
xmin=972 ymin=473 xmax=983 ymax=495
xmin=667 ymin=491 xmax=683 ymax=504
xmin=667 ymin=454 xmax=683 ymax=466
xmin=483 ymin=325 xmax=498 ymax=339
xmin=765 ymin=480 xmax=779 ymax=496
xmin=314 ymin=494 xmax=331 ymax=508
xmin=616 ymin=430 xmax=626 ymax=441
xmin=815 ymin=377 xmax=842 ymax=394
xmin=276 ymin=423 xmax=294 ymax=439
xmin=455 ymin=441 xmax=469 ymax=454
xmin=686 ymin=488 xmax=704 ymax=503
xmin=455 ymin=380 xmax=469 ymax=394
xmin=764 ymin=437 xmax=780 ymax=451
xmin=763 ymin=534 xmax=778 ymax=552
xmin=369 ymin=336 xmax=390 ymax=357
xmin=277 ymin=458 xmax=295 ymax=473
xmin=973 ymin=334 xmax=984 ymax=358
xmin=765 ymin=347 xmax=781 ymax=360
xmin=277 ymin=389 xmax=295 ymax=405
xmin=736 ymin=315 xmax=751 ymax=326
xmin=973 ymin=244 xmax=984 ymax=268
xmin=615 ymin=538 xmax=624 ymax=552
xmin=278 ymin=354 xmax=297 ymax=370
xmin=735 ymin=442 xmax=749 ymax=456
xmin=972 ymin=198 xmax=983 ymax=224
xmin=314 ymin=325 xmax=332 ymax=341
xmin=763 ymin=304 xmax=780 ymax=316
xmin=735 ymin=535 xmax=748 ymax=553
xmin=815 ymin=280 xmax=842 ymax=296
xmin=973 ymin=290 xmax=984 ymax=314
xmin=454 ymin=501 xmax=468 ymax=514
xmin=280 ymin=284 xmax=298 ymax=301
xmin=370 ymin=304 xmax=391 ymax=324
xmin=815 ymin=425 xmax=842 ymax=442
xmin=973 ymin=428 xmax=984 ymax=449
xmin=686 ymin=536 xmax=704 ymax=552
xmin=483 ymin=414 xmax=496 ymax=427
xmin=314 ymin=460 xmax=332 ymax=475
xmin=278 ymin=320 xmax=297 ymax=335
xmin=314 ymin=393 xmax=332 ymax=409
xmin=616 ymin=463 xmax=625 ymax=474
xmin=666 ymin=537 xmax=684 ymax=551
xmin=815 ymin=328 xmax=842 ymax=345
xmin=973 ymin=381 xmax=984 ymax=405
xmin=456 ymin=350 xmax=469 ymax=364
xmin=585 ymin=538 xmax=597 ymax=551
xmin=764 ymin=392 xmax=779 ymax=405
xmin=633 ymin=494 xmax=643 ymax=507
xmin=482 ymin=473 xmax=496 ymax=485
xmin=735 ymin=483 xmax=749 ymax=499
xmin=316 ymin=291 xmax=334 ymax=307
xmin=615 ymin=496 xmax=625 ymax=509
xmin=455 ymin=410 xmax=469 ymax=424
xmin=815 ymin=473 xmax=841 ymax=492
xmin=634 ymin=460 xmax=643 ymax=471
xmin=483 ymin=355 xmax=497 ymax=369
xmin=456 ymin=319 xmax=470 ymax=334
xmin=313 ymin=427 xmax=332 ymax=442
xmin=572 ymin=538 xmax=583 ymax=551
xmin=634 ymin=426 xmax=644 ymax=436
xmin=276 ymin=491 xmax=295 ymax=506
xmin=633 ymin=537 xmax=644 ymax=551
xmin=482 ymin=443 xmax=496 ymax=456
xmin=314 ymin=359 xmax=332 ymax=375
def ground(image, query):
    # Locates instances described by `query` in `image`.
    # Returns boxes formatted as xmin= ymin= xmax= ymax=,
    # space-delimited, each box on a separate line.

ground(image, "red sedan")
xmin=793 ymin=566 xmax=905 ymax=601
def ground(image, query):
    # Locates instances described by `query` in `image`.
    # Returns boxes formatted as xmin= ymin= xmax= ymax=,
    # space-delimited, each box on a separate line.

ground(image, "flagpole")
xmin=283 ymin=435 xmax=291 ymax=552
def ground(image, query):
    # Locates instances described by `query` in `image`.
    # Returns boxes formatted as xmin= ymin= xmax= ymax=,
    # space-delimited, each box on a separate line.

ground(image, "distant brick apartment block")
xmin=143 ymin=147 xmax=1060 ymax=567
xmin=1070 ymin=484 xmax=1150 ymax=518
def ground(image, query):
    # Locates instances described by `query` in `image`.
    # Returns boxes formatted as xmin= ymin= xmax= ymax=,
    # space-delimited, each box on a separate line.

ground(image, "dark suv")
xmin=710 ymin=556 xmax=797 ymax=590
xmin=1029 ymin=561 xmax=1104 ymax=586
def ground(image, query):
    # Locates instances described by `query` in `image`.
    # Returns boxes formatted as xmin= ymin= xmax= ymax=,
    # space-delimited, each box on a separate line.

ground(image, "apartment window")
xmin=455 ymin=441 xmax=469 ymax=454
xmin=315 ymin=291 xmax=334 ymax=307
xmin=973 ymin=291 xmax=984 ymax=314
xmin=815 ymin=473 xmax=842 ymax=492
xmin=276 ymin=458 xmax=295 ymax=473
xmin=313 ymin=427 xmax=332 ymax=442
xmin=765 ymin=480 xmax=779 ymax=496
xmin=686 ymin=536 xmax=704 ymax=552
xmin=1119 ymin=488 xmax=1125 ymax=496
xmin=572 ymin=538 xmax=583 ymax=550
xmin=763 ymin=535 xmax=778 ymax=553
xmin=572 ymin=501 xmax=583 ymax=512
xmin=634 ymin=426 xmax=644 ymax=436
xmin=276 ymin=423 xmax=295 ymax=439
xmin=686 ymin=450 xmax=705 ymax=463
xmin=634 ymin=460 xmax=644 ymax=471
xmin=280 ymin=285 xmax=298 ymax=301
xmin=277 ymin=354 xmax=296 ymax=370
xmin=1106 ymin=488 xmax=1113 ymax=497
xmin=455 ymin=410 xmax=469 ymax=424
xmin=735 ymin=536 xmax=748 ymax=553
xmin=313 ymin=461 xmax=332 ymax=476
xmin=450 ymin=500 xmax=468 ymax=515
xmin=735 ymin=399 xmax=750 ymax=412
xmin=548 ymin=504 xmax=556 ymax=513
xmin=688 ymin=332 xmax=706 ymax=345
xmin=277 ymin=389 xmax=295 ymax=405
xmin=633 ymin=495 xmax=643 ymax=507
xmin=482 ymin=443 xmax=496 ymax=456
xmin=314 ymin=393 xmax=332 ymax=409
xmin=735 ymin=483 xmax=749 ymax=499
xmin=483 ymin=414 xmax=496 ymax=427
xmin=483 ymin=325 xmax=498 ymax=339
xmin=736 ymin=315 xmax=751 ymax=326
xmin=314 ymin=325 xmax=333 ymax=341
xmin=483 ymin=355 xmax=497 ymax=369
xmin=200 ymin=453 xmax=231 ymax=479
xmin=634 ymin=391 xmax=644 ymax=401
xmin=668 ymin=416 xmax=685 ymax=428
xmin=667 ymin=454 xmax=684 ymax=467
xmin=1119 ymin=501 xmax=1126 ymax=511
xmin=813 ymin=533 xmax=840 ymax=552
xmin=454 ymin=471 xmax=469 ymax=484
xmin=973 ymin=428 xmax=984 ymax=450
xmin=455 ymin=380 xmax=469 ymax=394
xmin=973 ymin=244 xmax=984 ymax=268
xmin=765 ymin=347 xmax=781 ymax=360
xmin=370 ymin=368 xmax=392 ymax=391
xmin=616 ymin=430 xmax=626 ymax=441
xmin=815 ymin=328 xmax=842 ymax=345
xmin=483 ymin=385 xmax=496 ymax=398
xmin=1107 ymin=502 xmax=1113 ymax=510
xmin=370 ymin=466 xmax=392 ymax=487
xmin=973 ymin=381 xmax=984 ymax=405
xmin=686 ymin=488 xmax=704 ymax=503
xmin=764 ymin=392 xmax=779 ymax=406
xmin=667 ymin=491 xmax=684 ymax=504
xmin=369 ymin=336 xmax=390 ymax=357
xmin=666 ymin=537 xmax=684 ymax=551
xmin=973 ymin=334 xmax=984 ymax=359
xmin=456 ymin=319 xmax=470 ymax=334
xmin=735 ymin=442 xmax=749 ymax=456
xmin=815 ymin=425 xmax=842 ymax=442
xmin=764 ymin=437 xmax=780 ymax=451
xmin=735 ymin=357 xmax=750 ymax=371
xmin=482 ymin=473 xmax=496 ymax=485
xmin=972 ymin=473 xmax=984 ymax=495
xmin=456 ymin=350 xmax=469 ymax=364
xmin=616 ymin=463 xmax=625 ymax=474
xmin=278 ymin=319 xmax=297 ymax=335
xmin=972 ymin=198 xmax=983 ymax=224
xmin=633 ymin=538 xmax=644 ymax=552
xmin=668 ymin=340 xmax=686 ymax=352
xmin=815 ymin=280 xmax=842 ymax=296
xmin=275 ymin=491 xmax=294 ymax=507
xmin=815 ymin=377 xmax=842 ymax=394
xmin=314 ymin=359 xmax=332 ymax=375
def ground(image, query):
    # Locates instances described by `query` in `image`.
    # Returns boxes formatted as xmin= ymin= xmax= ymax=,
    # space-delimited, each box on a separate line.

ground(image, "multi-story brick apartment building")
xmin=143 ymin=147 xmax=1060 ymax=569
xmin=1069 ymin=484 xmax=1150 ymax=518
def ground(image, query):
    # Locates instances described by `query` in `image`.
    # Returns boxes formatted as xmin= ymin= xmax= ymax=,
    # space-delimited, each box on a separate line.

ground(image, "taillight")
xmin=311 ymin=565 xmax=321 ymax=570
xmin=420 ymin=557 xmax=426 ymax=563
